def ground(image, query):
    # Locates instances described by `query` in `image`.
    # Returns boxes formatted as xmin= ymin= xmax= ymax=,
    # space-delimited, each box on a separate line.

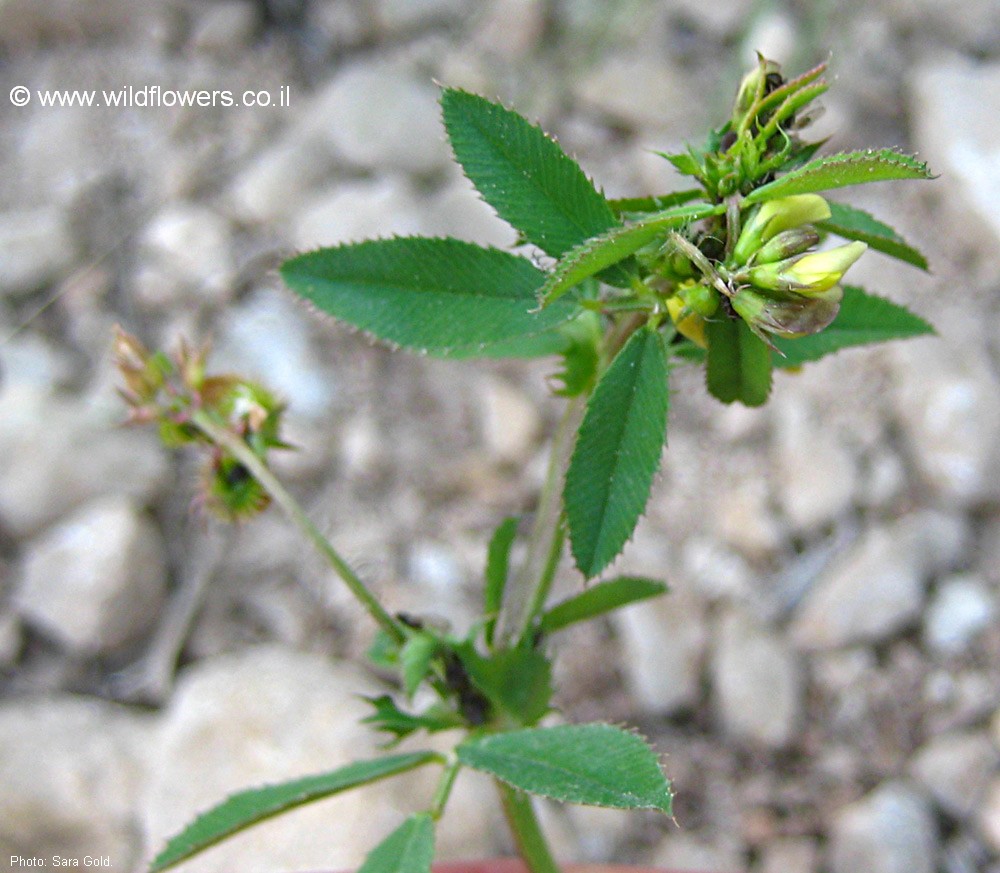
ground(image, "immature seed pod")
xmin=731 ymin=285 xmax=843 ymax=338
xmin=750 ymin=227 xmax=821 ymax=265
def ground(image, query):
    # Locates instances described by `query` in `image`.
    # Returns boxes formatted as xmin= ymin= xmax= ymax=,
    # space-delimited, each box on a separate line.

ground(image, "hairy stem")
xmin=191 ymin=410 xmax=405 ymax=644
xmin=497 ymin=781 xmax=561 ymax=873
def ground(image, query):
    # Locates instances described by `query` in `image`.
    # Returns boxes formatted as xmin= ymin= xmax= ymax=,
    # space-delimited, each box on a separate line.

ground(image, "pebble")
xmin=892 ymin=340 xmax=1000 ymax=506
xmin=422 ymin=174 xmax=520 ymax=248
xmin=374 ymin=0 xmax=471 ymax=30
xmin=0 ymin=384 xmax=169 ymax=537
xmin=0 ymin=697 xmax=153 ymax=868
xmin=754 ymin=836 xmax=819 ymax=873
xmin=141 ymin=646 xmax=403 ymax=872
xmin=478 ymin=376 xmax=540 ymax=465
xmin=980 ymin=778 xmax=1000 ymax=853
xmin=911 ymin=59 xmax=1000 ymax=257
xmin=0 ymin=207 xmax=77 ymax=295
xmin=909 ymin=730 xmax=999 ymax=819
xmin=190 ymin=1 xmax=260 ymax=56
xmin=302 ymin=58 xmax=448 ymax=175
xmin=828 ymin=781 xmax=938 ymax=873
xmin=652 ymin=832 xmax=745 ymax=873
xmin=790 ymin=512 xmax=967 ymax=650
xmin=15 ymin=496 xmax=168 ymax=654
xmin=771 ymin=394 xmax=858 ymax=531
xmin=611 ymin=586 xmax=708 ymax=714
xmin=212 ymin=288 xmax=337 ymax=420
xmin=710 ymin=607 xmax=803 ymax=748
xmin=136 ymin=204 xmax=235 ymax=307
xmin=923 ymin=573 xmax=996 ymax=656
xmin=292 ymin=176 xmax=424 ymax=250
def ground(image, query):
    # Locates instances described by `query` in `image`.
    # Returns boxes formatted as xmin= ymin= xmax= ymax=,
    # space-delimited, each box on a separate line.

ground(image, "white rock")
xmin=213 ymin=288 xmax=337 ymax=420
xmin=0 ymin=609 xmax=21 ymax=667
xmin=0 ymin=384 xmax=169 ymax=537
xmin=828 ymin=781 xmax=938 ymax=873
xmin=711 ymin=607 xmax=803 ymax=748
xmin=16 ymin=496 xmax=167 ymax=654
xmin=911 ymin=60 xmax=1000 ymax=254
xmin=302 ymin=58 xmax=448 ymax=174
xmin=771 ymin=394 xmax=857 ymax=531
xmin=478 ymin=376 xmax=540 ymax=465
xmin=293 ymin=176 xmax=423 ymax=250
xmin=423 ymin=175 xmax=519 ymax=248
xmin=755 ymin=836 xmax=819 ymax=873
xmin=892 ymin=340 xmax=1000 ymax=506
xmin=653 ymin=832 xmax=745 ymax=872
xmin=909 ymin=731 xmax=999 ymax=819
xmin=0 ymin=207 xmax=77 ymax=295
xmin=611 ymin=587 xmax=708 ymax=714
xmin=791 ymin=512 xmax=967 ymax=650
xmin=137 ymin=204 xmax=235 ymax=306
xmin=980 ymin=778 xmax=1000 ymax=854
xmin=0 ymin=697 xmax=153 ymax=867
xmin=923 ymin=574 xmax=996 ymax=656
xmin=714 ymin=478 xmax=784 ymax=560
xmin=228 ymin=138 xmax=335 ymax=224
xmin=141 ymin=646 xmax=407 ymax=872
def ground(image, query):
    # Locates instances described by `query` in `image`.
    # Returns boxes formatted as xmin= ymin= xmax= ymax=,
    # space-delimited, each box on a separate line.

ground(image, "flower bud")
xmin=732 ymin=284 xmax=843 ymax=339
xmin=750 ymin=227 xmax=820 ymax=265
xmin=666 ymin=294 xmax=707 ymax=349
xmin=748 ymin=240 xmax=867 ymax=294
xmin=732 ymin=194 xmax=831 ymax=265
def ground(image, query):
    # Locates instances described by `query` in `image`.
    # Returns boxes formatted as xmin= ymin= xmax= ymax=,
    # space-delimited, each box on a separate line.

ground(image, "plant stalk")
xmin=496 ymin=781 xmax=561 ymax=873
xmin=191 ymin=410 xmax=406 ymax=644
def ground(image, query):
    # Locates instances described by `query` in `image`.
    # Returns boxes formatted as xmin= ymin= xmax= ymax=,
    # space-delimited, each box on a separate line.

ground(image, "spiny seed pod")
xmin=201 ymin=451 xmax=270 ymax=521
xmin=731 ymin=285 xmax=843 ymax=339
xmin=732 ymin=194 xmax=831 ymax=265
xmin=747 ymin=241 xmax=867 ymax=294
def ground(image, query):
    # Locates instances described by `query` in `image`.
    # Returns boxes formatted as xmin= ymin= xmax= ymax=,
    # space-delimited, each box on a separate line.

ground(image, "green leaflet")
xmin=454 ymin=640 xmax=553 ymax=726
xmin=400 ymin=632 xmax=440 ymax=698
xmin=772 ymin=285 xmax=934 ymax=367
xmin=440 ymin=89 xmax=623 ymax=275
xmin=281 ymin=238 xmax=576 ymax=356
xmin=540 ymin=202 xmax=722 ymax=307
xmin=539 ymin=576 xmax=668 ymax=633
xmin=361 ymin=696 xmax=464 ymax=743
xmin=457 ymin=724 xmax=673 ymax=814
xmin=608 ymin=189 xmax=703 ymax=216
xmin=705 ymin=317 xmax=773 ymax=407
xmin=149 ymin=753 xmax=441 ymax=872
xmin=483 ymin=516 xmax=519 ymax=647
xmin=358 ymin=814 xmax=435 ymax=873
xmin=817 ymin=201 xmax=929 ymax=271
xmin=565 ymin=327 xmax=669 ymax=578
xmin=744 ymin=149 xmax=934 ymax=204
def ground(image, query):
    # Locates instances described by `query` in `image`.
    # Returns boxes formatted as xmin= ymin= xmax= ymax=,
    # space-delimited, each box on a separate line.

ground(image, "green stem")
xmin=498 ymin=393 xmax=586 ymax=645
xmin=191 ymin=410 xmax=405 ymax=644
xmin=496 ymin=781 xmax=561 ymax=873
xmin=429 ymin=758 xmax=462 ymax=821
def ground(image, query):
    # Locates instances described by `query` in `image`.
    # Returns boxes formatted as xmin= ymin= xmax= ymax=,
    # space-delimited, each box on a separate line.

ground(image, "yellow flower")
xmin=748 ymin=241 xmax=867 ymax=294
xmin=732 ymin=194 xmax=831 ymax=265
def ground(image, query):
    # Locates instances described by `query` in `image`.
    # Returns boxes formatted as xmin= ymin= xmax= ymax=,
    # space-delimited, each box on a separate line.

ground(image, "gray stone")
xmin=923 ymin=574 xmax=996 ymax=656
xmin=0 ymin=609 xmax=22 ymax=667
xmin=302 ymin=58 xmax=448 ymax=174
xmin=136 ymin=204 xmax=235 ymax=307
xmin=0 ymin=384 xmax=169 ymax=537
xmin=422 ymin=175 xmax=519 ymax=248
xmin=0 ymin=207 xmax=77 ymax=295
xmin=771 ymin=394 xmax=858 ymax=531
xmin=611 ymin=587 xmax=708 ymax=714
xmin=477 ymin=376 xmax=540 ymax=465
xmin=911 ymin=60 xmax=1000 ymax=254
xmin=909 ymin=731 xmax=999 ymax=819
xmin=828 ymin=781 xmax=938 ymax=873
xmin=653 ymin=832 xmax=745 ymax=872
xmin=140 ymin=646 xmax=405 ymax=872
xmin=374 ymin=0 xmax=470 ymax=30
xmin=791 ymin=512 xmax=967 ymax=650
xmin=228 ymin=138 xmax=335 ymax=224
xmin=755 ymin=836 xmax=819 ymax=873
xmin=711 ymin=607 xmax=803 ymax=748
xmin=892 ymin=340 xmax=1000 ymax=506
xmin=0 ymin=697 xmax=153 ymax=868
xmin=213 ymin=288 xmax=337 ymax=420
xmin=16 ymin=496 xmax=168 ymax=654
xmin=190 ymin=1 xmax=259 ymax=55
xmin=292 ymin=176 xmax=423 ymax=250
xmin=981 ymin=778 xmax=1000 ymax=854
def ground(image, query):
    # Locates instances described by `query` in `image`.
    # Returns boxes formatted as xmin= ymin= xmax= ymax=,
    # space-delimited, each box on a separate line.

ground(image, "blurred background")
xmin=1 ymin=1 xmax=999 ymax=871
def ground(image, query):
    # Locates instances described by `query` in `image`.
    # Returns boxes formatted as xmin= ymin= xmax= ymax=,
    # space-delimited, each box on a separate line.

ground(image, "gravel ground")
xmin=1 ymin=2 xmax=999 ymax=872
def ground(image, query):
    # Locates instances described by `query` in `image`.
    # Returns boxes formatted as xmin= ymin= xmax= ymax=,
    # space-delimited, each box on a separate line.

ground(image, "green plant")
xmin=118 ymin=55 xmax=933 ymax=873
